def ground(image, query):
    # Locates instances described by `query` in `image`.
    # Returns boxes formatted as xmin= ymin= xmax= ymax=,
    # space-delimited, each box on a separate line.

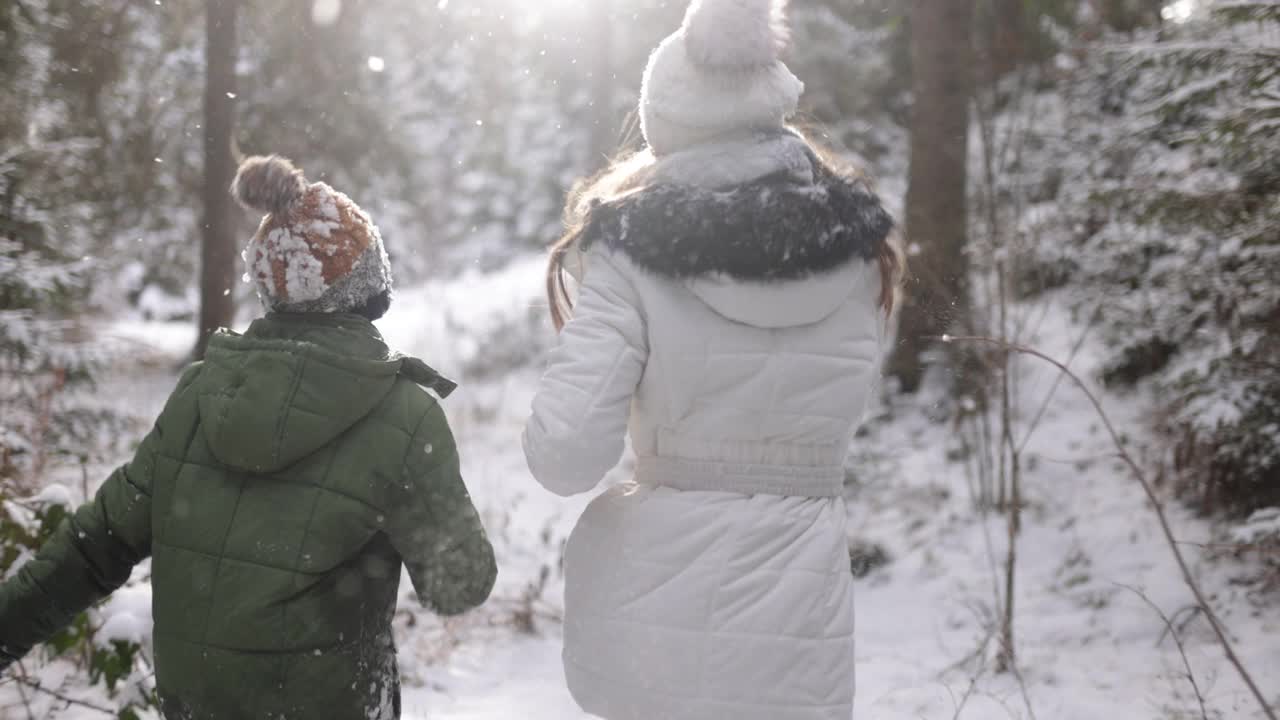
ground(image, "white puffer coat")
xmin=524 ymin=134 xmax=891 ymax=720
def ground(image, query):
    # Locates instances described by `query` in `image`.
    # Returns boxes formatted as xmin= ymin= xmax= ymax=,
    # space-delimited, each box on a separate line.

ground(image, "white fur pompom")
xmin=683 ymin=0 xmax=790 ymax=69
xmin=230 ymin=155 xmax=307 ymax=216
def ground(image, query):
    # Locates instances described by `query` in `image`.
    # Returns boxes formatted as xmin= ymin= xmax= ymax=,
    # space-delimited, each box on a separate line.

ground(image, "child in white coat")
xmin=523 ymin=1 xmax=902 ymax=718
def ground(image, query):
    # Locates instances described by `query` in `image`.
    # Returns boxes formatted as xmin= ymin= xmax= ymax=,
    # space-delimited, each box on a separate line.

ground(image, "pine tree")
xmin=1103 ymin=1 xmax=1280 ymax=511
xmin=1014 ymin=1 xmax=1280 ymax=513
xmin=0 ymin=1 xmax=132 ymax=487
xmin=789 ymin=0 xmax=909 ymax=176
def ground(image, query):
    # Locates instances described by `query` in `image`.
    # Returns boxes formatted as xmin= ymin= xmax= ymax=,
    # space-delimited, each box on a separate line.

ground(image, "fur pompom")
xmin=683 ymin=0 xmax=790 ymax=69
xmin=231 ymin=155 xmax=307 ymax=216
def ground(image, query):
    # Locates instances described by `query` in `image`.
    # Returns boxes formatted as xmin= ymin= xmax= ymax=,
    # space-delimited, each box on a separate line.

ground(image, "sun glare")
xmin=314 ymin=0 xmax=591 ymax=32
xmin=311 ymin=0 xmax=341 ymax=26
xmin=1161 ymin=0 xmax=1198 ymax=24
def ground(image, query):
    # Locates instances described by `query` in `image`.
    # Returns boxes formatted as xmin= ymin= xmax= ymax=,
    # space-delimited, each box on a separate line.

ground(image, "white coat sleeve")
xmin=523 ymin=249 xmax=648 ymax=497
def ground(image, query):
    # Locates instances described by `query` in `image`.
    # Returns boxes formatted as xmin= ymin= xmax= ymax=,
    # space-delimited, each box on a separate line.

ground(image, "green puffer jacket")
xmin=0 ymin=313 xmax=497 ymax=719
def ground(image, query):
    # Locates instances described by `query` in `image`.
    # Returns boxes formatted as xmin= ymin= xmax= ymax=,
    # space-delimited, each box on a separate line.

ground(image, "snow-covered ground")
xmin=387 ymin=268 xmax=1280 ymax=720
xmin=4 ymin=257 xmax=1278 ymax=719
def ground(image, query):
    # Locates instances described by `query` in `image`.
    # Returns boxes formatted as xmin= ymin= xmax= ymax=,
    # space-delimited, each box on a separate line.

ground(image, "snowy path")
xmin=378 ymin=277 xmax=1280 ymax=720
xmin=4 ymin=266 xmax=1277 ymax=719
xmin=403 ymin=635 xmax=587 ymax=720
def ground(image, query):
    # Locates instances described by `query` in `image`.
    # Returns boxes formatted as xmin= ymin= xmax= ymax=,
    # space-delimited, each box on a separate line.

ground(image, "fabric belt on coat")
xmin=634 ymin=455 xmax=845 ymax=498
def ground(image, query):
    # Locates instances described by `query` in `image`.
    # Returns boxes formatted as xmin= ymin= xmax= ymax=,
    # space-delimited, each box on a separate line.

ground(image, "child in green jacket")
xmin=0 ymin=156 xmax=496 ymax=719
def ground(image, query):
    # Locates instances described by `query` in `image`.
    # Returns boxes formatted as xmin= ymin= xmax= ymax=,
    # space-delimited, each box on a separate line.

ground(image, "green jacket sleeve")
xmin=386 ymin=401 xmax=497 ymax=616
xmin=0 ymin=365 xmax=197 ymax=669
xmin=0 ymin=432 xmax=157 ymax=668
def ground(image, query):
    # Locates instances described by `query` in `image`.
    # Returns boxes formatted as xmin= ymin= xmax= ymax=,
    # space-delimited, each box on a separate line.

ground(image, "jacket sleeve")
xmin=387 ymin=402 xmax=496 ymax=616
xmin=0 ymin=366 xmax=199 ymax=669
xmin=523 ymin=249 xmax=649 ymax=497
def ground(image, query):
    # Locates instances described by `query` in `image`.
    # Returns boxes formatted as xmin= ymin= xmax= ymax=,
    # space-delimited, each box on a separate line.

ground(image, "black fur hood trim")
xmin=578 ymin=155 xmax=894 ymax=281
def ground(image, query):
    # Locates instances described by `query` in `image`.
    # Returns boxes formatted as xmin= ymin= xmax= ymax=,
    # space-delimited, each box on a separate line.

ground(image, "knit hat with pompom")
xmin=231 ymin=155 xmax=392 ymax=314
xmin=639 ymin=0 xmax=804 ymax=156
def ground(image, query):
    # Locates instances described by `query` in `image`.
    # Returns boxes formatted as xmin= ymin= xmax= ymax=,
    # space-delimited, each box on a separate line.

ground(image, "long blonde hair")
xmin=547 ymin=130 xmax=904 ymax=331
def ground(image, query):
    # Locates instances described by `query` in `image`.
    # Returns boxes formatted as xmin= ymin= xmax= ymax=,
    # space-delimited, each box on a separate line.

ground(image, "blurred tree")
xmin=196 ymin=0 xmax=239 ymax=359
xmin=586 ymin=0 xmax=615 ymax=170
xmin=1 ymin=0 xmax=135 ymax=484
xmin=1003 ymin=1 xmax=1280 ymax=513
xmin=234 ymin=0 xmax=398 ymax=185
xmin=988 ymin=0 xmax=1031 ymax=76
xmin=1091 ymin=0 xmax=1164 ymax=34
xmin=789 ymin=0 xmax=910 ymax=176
xmin=888 ymin=0 xmax=975 ymax=393
xmin=1089 ymin=2 xmax=1280 ymax=512
xmin=974 ymin=0 xmax=1085 ymax=79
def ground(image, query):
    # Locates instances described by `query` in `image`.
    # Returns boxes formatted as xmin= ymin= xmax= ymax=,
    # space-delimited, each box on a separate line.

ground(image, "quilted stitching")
xmin=0 ymin=314 xmax=493 ymax=720
xmin=526 ymin=248 xmax=880 ymax=719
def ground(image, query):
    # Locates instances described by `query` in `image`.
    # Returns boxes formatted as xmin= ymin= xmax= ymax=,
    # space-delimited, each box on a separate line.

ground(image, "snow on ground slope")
xmin=841 ymin=309 xmax=1280 ymax=720
xmin=386 ymin=263 xmax=1280 ymax=719
xmin=3 ymin=259 xmax=1277 ymax=719
xmin=387 ymin=271 xmax=1280 ymax=720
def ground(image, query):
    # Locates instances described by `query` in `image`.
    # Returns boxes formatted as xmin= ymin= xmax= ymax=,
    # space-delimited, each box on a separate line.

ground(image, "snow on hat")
xmin=231 ymin=155 xmax=392 ymax=314
xmin=639 ymin=0 xmax=804 ymax=156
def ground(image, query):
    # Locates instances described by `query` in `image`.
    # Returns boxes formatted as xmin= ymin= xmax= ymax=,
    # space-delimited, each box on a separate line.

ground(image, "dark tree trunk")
xmin=1092 ymin=0 xmax=1164 ymax=34
xmin=887 ymin=0 xmax=974 ymax=393
xmin=987 ymin=0 xmax=1029 ymax=78
xmin=195 ymin=0 xmax=238 ymax=360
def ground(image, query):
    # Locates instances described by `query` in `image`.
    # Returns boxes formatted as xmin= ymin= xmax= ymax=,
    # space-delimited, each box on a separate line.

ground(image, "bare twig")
xmin=996 ymin=499 xmax=1018 ymax=674
xmin=980 ymin=688 xmax=1028 ymax=720
xmin=950 ymin=667 xmax=983 ymax=720
xmin=944 ymin=617 xmax=996 ymax=719
xmin=11 ymin=662 xmax=35 ymax=720
xmin=995 ymin=301 xmax=1023 ymax=677
xmin=1176 ymin=539 xmax=1279 ymax=554
xmin=1016 ymin=322 xmax=1093 ymax=455
xmin=980 ymin=403 xmax=997 ymax=509
xmin=1114 ymin=582 xmax=1210 ymax=720
xmin=958 ymin=414 xmax=981 ymax=510
xmin=939 ymin=611 xmax=998 ymax=677
xmin=1164 ymin=605 xmax=1206 ymax=645
xmin=938 ymin=333 xmax=1278 ymax=720
xmin=4 ymin=671 xmax=115 ymax=716
xmin=976 ymin=488 xmax=1006 ymax=613
xmin=1006 ymin=659 xmax=1040 ymax=720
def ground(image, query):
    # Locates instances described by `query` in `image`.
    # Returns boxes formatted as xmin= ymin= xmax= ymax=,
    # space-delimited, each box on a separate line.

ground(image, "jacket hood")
xmin=194 ymin=314 xmax=455 ymax=474
xmin=686 ymin=260 xmax=879 ymax=328
xmin=578 ymin=143 xmax=894 ymax=328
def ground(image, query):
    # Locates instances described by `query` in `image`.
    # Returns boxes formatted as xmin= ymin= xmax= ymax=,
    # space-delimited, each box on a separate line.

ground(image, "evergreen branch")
xmin=1106 ymin=41 xmax=1280 ymax=67
xmin=1213 ymin=2 xmax=1280 ymax=25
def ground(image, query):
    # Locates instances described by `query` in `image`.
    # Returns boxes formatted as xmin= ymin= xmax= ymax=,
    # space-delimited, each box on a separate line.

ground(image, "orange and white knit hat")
xmin=230 ymin=155 xmax=392 ymax=313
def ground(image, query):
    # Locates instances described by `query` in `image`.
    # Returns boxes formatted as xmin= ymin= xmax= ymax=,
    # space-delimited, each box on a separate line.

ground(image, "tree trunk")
xmin=195 ymin=0 xmax=238 ymax=360
xmin=1092 ymin=0 xmax=1164 ymax=34
xmin=987 ymin=0 xmax=1028 ymax=78
xmin=887 ymin=0 xmax=974 ymax=393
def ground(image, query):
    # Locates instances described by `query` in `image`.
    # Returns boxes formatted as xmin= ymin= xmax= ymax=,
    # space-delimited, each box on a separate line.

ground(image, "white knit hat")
xmin=639 ymin=0 xmax=804 ymax=156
